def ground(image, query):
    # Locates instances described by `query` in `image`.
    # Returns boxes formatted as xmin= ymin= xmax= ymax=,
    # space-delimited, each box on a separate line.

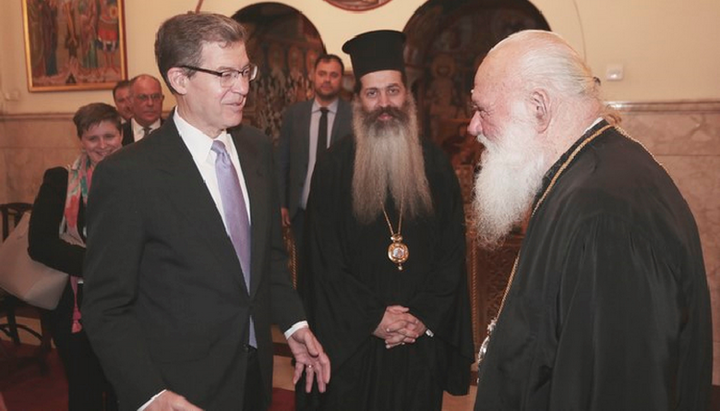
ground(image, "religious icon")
xmin=22 ymin=0 xmax=127 ymax=91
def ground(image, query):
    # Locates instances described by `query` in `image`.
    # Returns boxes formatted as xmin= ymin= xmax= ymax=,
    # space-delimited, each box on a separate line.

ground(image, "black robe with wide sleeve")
xmin=299 ymin=135 xmax=474 ymax=411
xmin=474 ymin=121 xmax=713 ymax=411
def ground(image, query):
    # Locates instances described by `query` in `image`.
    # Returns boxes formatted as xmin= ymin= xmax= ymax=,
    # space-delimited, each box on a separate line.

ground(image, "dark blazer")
xmin=276 ymin=98 xmax=353 ymax=220
xmin=82 ymin=116 xmax=305 ymax=410
xmin=28 ymin=167 xmax=84 ymax=341
xmin=121 ymin=121 xmax=133 ymax=146
xmin=28 ymin=167 xmax=85 ymax=278
xmin=121 ymin=119 xmax=164 ymax=146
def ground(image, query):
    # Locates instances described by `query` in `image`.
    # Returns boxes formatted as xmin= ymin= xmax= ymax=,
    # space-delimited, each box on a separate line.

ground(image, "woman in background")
xmin=29 ymin=103 xmax=121 ymax=411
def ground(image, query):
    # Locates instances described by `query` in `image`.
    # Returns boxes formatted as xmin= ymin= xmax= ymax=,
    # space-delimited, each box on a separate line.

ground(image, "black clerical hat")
xmin=342 ymin=30 xmax=406 ymax=82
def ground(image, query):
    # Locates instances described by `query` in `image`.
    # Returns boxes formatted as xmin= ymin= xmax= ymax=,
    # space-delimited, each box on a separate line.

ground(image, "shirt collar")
xmin=131 ymin=118 xmax=161 ymax=134
xmin=174 ymin=109 xmax=233 ymax=164
xmin=312 ymin=98 xmax=339 ymax=114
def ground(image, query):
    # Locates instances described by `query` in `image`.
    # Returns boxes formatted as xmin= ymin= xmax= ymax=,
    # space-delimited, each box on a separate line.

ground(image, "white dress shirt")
xmin=131 ymin=118 xmax=162 ymax=142
xmin=174 ymin=112 xmax=251 ymax=224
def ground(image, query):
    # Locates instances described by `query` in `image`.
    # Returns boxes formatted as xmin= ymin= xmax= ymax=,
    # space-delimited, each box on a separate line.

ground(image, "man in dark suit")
xmin=82 ymin=13 xmax=330 ymax=411
xmin=121 ymin=74 xmax=165 ymax=146
xmin=275 ymin=54 xmax=352 ymax=247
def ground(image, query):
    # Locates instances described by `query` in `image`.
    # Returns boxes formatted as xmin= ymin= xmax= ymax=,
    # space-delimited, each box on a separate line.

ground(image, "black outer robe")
xmin=299 ymin=135 xmax=474 ymax=411
xmin=474 ymin=120 xmax=713 ymax=411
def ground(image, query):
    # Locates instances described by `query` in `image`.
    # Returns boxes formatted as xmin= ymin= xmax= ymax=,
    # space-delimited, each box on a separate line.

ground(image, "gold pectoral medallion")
xmin=387 ymin=234 xmax=409 ymax=271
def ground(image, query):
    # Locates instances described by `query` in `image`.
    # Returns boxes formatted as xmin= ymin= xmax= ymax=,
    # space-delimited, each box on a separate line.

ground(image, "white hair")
xmin=493 ymin=30 xmax=619 ymax=124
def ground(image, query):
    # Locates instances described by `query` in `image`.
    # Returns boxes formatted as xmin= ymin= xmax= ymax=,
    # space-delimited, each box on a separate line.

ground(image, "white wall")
xmin=1 ymin=0 xmax=718 ymax=115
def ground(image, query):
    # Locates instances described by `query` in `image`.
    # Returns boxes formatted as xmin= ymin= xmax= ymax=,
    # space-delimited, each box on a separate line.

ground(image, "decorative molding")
xmin=0 ymin=111 xmax=172 ymax=122
xmin=607 ymin=100 xmax=720 ymax=113
xmin=0 ymin=113 xmax=73 ymax=122
xmin=1 ymin=101 xmax=719 ymax=123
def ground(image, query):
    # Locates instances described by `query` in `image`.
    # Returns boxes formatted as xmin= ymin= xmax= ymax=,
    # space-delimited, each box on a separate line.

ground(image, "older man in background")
xmin=469 ymin=30 xmax=712 ymax=410
xmin=121 ymin=74 xmax=164 ymax=145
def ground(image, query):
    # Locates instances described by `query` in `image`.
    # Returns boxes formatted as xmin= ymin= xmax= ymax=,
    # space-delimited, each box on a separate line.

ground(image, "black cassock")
xmin=298 ymin=136 xmax=474 ymax=411
xmin=474 ymin=120 xmax=713 ymax=410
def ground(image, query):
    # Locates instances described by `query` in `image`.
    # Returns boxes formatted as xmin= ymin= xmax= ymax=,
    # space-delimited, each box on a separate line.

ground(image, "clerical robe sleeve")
xmin=549 ymin=215 xmax=700 ymax=410
xmin=300 ymin=155 xmax=387 ymax=373
xmin=404 ymin=149 xmax=471 ymax=344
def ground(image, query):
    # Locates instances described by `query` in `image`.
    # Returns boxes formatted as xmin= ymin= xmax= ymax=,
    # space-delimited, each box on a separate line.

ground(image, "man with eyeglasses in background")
xmin=121 ymin=74 xmax=165 ymax=146
xmin=82 ymin=12 xmax=330 ymax=411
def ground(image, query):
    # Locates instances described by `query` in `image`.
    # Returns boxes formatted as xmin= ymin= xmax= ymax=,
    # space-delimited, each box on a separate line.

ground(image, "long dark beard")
xmin=351 ymin=93 xmax=433 ymax=224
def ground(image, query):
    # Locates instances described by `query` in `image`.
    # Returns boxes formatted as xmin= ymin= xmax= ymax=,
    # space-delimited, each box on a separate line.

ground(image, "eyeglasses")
xmin=181 ymin=64 xmax=258 ymax=87
xmin=135 ymin=93 xmax=163 ymax=103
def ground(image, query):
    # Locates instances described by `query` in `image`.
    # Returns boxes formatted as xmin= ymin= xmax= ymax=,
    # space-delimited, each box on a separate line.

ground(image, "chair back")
xmin=0 ymin=201 xmax=50 ymax=374
xmin=1 ymin=203 xmax=33 ymax=241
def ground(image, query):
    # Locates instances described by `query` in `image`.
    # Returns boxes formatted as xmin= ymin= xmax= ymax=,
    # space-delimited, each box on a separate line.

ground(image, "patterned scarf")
xmin=62 ymin=153 xmax=94 ymax=333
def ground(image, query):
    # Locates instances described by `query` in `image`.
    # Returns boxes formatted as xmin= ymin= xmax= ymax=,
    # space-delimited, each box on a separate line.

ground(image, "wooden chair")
xmin=0 ymin=202 xmax=51 ymax=374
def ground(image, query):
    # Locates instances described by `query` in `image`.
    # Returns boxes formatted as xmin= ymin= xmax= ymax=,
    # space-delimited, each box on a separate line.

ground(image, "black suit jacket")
xmin=276 ymin=98 xmax=353 ymax=220
xmin=82 ymin=116 xmax=304 ymax=410
xmin=121 ymin=119 xmax=164 ymax=146
xmin=121 ymin=121 xmax=133 ymax=146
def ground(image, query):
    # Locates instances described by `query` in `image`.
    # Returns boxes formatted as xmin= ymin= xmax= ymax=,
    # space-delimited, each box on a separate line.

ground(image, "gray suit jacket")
xmin=82 ymin=116 xmax=304 ymax=410
xmin=276 ymin=98 xmax=353 ymax=220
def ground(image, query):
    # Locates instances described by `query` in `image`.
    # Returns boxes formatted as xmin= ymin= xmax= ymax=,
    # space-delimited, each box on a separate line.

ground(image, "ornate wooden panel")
xmin=466 ymin=232 xmax=521 ymax=349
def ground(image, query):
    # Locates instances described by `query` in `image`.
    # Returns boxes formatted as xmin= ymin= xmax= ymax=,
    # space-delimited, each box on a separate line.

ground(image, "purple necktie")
xmin=211 ymin=140 xmax=256 ymax=347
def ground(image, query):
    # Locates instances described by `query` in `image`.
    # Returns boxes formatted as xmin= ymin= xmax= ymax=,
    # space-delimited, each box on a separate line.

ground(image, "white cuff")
xmin=284 ymin=321 xmax=309 ymax=339
xmin=138 ymin=389 xmax=166 ymax=411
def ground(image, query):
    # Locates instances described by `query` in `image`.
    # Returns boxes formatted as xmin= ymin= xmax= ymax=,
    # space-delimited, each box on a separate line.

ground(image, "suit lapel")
xmin=298 ymin=100 xmax=312 ymax=164
xmin=330 ymin=99 xmax=350 ymax=144
xmin=231 ymin=127 xmax=267 ymax=297
xmin=151 ymin=118 xmax=246 ymax=289
xmin=121 ymin=122 xmax=134 ymax=146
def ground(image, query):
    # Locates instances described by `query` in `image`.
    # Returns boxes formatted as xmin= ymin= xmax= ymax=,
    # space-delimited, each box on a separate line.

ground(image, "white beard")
xmin=472 ymin=115 xmax=547 ymax=248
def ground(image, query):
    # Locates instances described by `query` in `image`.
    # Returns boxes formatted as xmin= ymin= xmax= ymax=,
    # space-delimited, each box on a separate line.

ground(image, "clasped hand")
xmin=373 ymin=305 xmax=427 ymax=349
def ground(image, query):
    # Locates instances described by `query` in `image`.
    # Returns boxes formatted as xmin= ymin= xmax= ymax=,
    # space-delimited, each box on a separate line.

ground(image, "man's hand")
xmin=288 ymin=327 xmax=331 ymax=393
xmin=373 ymin=305 xmax=428 ymax=349
xmin=280 ymin=207 xmax=291 ymax=227
xmin=145 ymin=390 xmax=203 ymax=411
